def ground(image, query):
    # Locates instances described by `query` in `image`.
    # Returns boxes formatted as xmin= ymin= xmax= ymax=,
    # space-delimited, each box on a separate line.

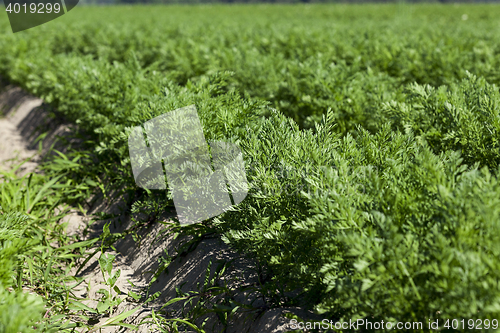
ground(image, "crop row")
xmin=2 ymin=4 xmax=500 ymax=329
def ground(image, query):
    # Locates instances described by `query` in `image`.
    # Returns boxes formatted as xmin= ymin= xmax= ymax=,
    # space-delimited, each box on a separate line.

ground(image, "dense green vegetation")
xmin=2 ymin=3 xmax=500 ymax=331
xmin=0 ymin=164 xmax=102 ymax=332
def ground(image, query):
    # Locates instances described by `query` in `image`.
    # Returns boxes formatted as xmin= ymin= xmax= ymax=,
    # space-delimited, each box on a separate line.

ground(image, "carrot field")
xmin=2 ymin=3 xmax=500 ymax=332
